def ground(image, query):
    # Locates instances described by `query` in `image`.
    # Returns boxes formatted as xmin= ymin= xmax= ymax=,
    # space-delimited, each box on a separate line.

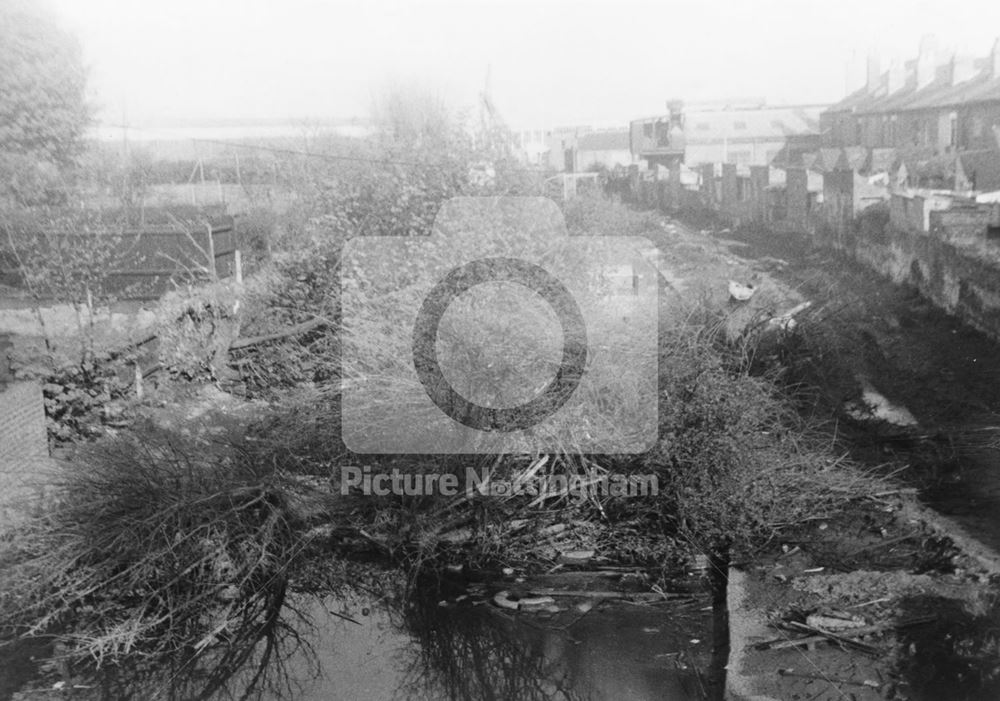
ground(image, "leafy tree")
xmin=0 ymin=0 xmax=90 ymax=205
xmin=370 ymin=81 xmax=460 ymax=150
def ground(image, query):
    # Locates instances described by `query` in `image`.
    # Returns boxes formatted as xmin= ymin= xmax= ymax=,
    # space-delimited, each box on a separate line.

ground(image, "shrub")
xmin=640 ymin=308 xmax=881 ymax=558
xmin=0 ymin=420 xmax=313 ymax=695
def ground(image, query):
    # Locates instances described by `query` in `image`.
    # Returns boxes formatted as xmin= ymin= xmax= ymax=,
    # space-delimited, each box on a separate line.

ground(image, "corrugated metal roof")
xmin=577 ymin=130 xmax=630 ymax=151
xmin=682 ymin=106 xmax=823 ymax=142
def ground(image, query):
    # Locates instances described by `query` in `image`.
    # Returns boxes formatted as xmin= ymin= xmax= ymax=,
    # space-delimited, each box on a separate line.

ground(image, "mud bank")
xmin=694 ymin=221 xmax=1000 ymax=555
xmin=725 ymin=496 xmax=1000 ymax=701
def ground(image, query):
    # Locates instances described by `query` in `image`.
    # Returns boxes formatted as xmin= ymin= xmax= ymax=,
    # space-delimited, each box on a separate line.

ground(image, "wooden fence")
xmin=1 ymin=215 xmax=239 ymax=301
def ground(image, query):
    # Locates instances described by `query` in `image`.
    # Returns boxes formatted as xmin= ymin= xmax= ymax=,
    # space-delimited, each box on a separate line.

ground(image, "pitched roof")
xmin=825 ymin=60 xmax=1000 ymax=116
xmin=901 ymin=152 xmax=960 ymax=188
xmin=868 ymin=148 xmax=898 ymax=173
xmin=957 ymin=149 xmax=1000 ymax=192
xmin=812 ymin=148 xmax=843 ymax=172
xmin=836 ymin=146 xmax=869 ymax=171
xmin=894 ymin=146 xmax=938 ymax=170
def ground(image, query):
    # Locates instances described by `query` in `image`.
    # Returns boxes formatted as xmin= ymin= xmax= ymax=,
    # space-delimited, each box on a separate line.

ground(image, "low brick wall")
xmin=849 ymin=226 xmax=1000 ymax=339
xmin=0 ymin=381 xmax=58 ymax=528
xmin=633 ymin=162 xmax=1000 ymax=341
xmin=0 ymin=381 xmax=48 ymax=460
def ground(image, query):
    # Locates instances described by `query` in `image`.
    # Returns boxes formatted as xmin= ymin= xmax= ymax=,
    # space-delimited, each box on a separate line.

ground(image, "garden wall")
xmin=640 ymin=164 xmax=1000 ymax=341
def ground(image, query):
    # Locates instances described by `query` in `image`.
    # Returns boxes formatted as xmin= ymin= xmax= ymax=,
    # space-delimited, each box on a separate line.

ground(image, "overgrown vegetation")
xmin=0 ymin=77 xmax=884 ymax=697
xmin=0 ymin=184 xmax=885 ymax=697
xmin=0 ymin=418 xmax=318 ymax=698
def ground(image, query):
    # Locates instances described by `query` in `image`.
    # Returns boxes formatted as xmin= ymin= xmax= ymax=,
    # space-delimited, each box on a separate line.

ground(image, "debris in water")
xmin=766 ymin=301 xmax=812 ymax=332
xmin=844 ymin=380 xmax=919 ymax=428
xmin=559 ymin=550 xmax=595 ymax=565
xmin=806 ymin=613 xmax=866 ymax=630
xmin=728 ymin=280 xmax=756 ymax=302
xmin=493 ymin=590 xmax=519 ymax=610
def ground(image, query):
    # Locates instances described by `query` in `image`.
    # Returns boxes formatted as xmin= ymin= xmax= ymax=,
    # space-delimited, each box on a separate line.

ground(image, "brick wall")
xmin=0 ymin=382 xmax=57 ymax=528
xmin=720 ymin=164 xmax=739 ymax=220
xmin=822 ymin=170 xmax=854 ymax=234
xmin=931 ymin=205 xmax=996 ymax=245
xmin=631 ymin=156 xmax=1000 ymax=342
xmin=786 ymin=168 xmax=810 ymax=228
xmin=749 ymin=166 xmax=771 ymax=222
xmin=890 ymin=193 xmax=933 ymax=233
xmin=0 ymin=381 xmax=48 ymax=460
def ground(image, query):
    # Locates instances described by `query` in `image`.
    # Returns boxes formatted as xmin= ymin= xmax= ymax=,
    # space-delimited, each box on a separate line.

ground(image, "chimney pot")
xmin=916 ymin=34 xmax=938 ymax=90
xmin=866 ymin=55 xmax=881 ymax=93
xmin=887 ymin=59 xmax=906 ymax=95
xmin=950 ymin=53 xmax=975 ymax=86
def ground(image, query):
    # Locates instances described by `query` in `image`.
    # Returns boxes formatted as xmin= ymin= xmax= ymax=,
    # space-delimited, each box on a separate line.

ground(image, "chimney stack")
xmin=866 ymin=54 xmax=882 ymax=93
xmin=887 ymin=59 xmax=906 ymax=94
xmin=951 ymin=52 xmax=976 ymax=85
xmin=916 ymin=34 xmax=938 ymax=90
xmin=845 ymin=51 xmax=865 ymax=93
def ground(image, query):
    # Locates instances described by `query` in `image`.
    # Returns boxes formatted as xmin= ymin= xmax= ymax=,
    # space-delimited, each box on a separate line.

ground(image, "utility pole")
xmin=122 ymin=103 xmax=131 ymax=200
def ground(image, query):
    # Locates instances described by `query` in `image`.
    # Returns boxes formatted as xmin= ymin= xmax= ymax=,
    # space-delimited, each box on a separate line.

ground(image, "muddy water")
xmin=2 ymin=578 xmax=721 ymax=700
xmin=253 ymin=588 xmax=719 ymax=701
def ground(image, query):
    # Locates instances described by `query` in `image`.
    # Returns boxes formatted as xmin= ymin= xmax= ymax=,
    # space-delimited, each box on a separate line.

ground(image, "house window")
xmin=643 ymin=122 xmax=654 ymax=138
xmin=971 ymin=117 xmax=984 ymax=140
xmin=695 ymin=122 xmax=710 ymax=131
xmin=949 ymin=112 xmax=959 ymax=148
xmin=733 ymin=121 xmax=747 ymax=130
xmin=729 ymin=150 xmax=751 ymax=166
xmin=655 ymin=120 xmax=672 ymax=147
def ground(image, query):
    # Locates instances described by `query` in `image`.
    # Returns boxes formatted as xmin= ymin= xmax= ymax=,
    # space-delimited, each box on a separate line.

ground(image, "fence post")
xmin=234 ymin=249 xmax=243 ymax=284
xmin=134 ymin=362 xmax=143 ymax=400
xmin=206 ymin=223 xmax=216 ymax=279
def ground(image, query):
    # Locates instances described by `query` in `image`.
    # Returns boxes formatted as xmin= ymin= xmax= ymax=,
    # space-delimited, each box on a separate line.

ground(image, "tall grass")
xmin=0 ymin=420 xmax=315 ymax=696
xmin=646 ymin=308 xmax=881 ymax=556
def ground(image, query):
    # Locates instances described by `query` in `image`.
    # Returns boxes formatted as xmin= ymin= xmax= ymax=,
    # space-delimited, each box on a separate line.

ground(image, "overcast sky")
xmin=46 ymin=0 xmax=1000 ymax=129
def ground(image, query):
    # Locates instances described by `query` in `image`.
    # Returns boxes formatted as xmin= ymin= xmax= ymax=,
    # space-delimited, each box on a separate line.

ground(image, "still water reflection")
xmin=13 ymin=575 xmax=718 ymax=700
xmin=259 ymin=586 xmax=717 ymax=701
